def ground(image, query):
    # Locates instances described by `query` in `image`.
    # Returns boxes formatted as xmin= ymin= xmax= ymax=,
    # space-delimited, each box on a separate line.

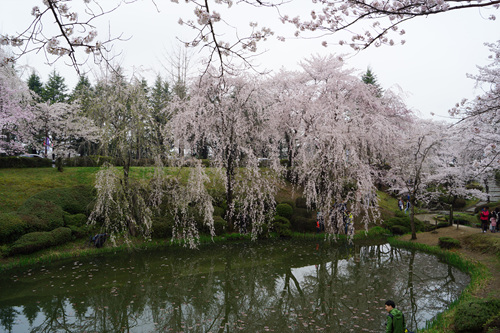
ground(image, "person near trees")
xmin=398 ymin=197 xmax=403 ymax=211
xmin=480 ymin=207 xmax=490 ymax=233
xmin=385 ymin=300 xmax=406 ymax=333
xmin=404 ymin=200 xmax=410 ymax=214
xmin=490 ymin=215 xmax=497 ymax=233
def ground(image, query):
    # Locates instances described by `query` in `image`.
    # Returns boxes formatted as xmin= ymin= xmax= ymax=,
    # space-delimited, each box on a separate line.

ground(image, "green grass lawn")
xmin=0 ymin=167 xmax=99 ymax=214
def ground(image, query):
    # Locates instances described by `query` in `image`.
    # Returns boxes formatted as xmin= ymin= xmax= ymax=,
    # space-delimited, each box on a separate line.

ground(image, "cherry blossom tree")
xmin=269 ymin=54 xmax=411 ymax=237
xmin=27 ymin=101 xmax=100 ymax=158
xmin=450 ymin=40 xmax=500 ymax=124
xmin=5 ymin=1 xmax=498 ymax=74
xmin=168 ymin=72 xmax=281 ymax=237
xmin=0 ymin=51 xmax=34 ymax=155
xmin=0 ymin=0 xmax=127 ymax=75
xmin=428 ymin=122 xmax=489 ymax=228
xmin=386 ymin=119 xmax=443 ymax=239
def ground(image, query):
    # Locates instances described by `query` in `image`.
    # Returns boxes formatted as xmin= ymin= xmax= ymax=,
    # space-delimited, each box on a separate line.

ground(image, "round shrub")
xmin=68 ymin=225 xmax=89 ymax=239
xmin=30 ymin=186 xmax=94 ymax=214
xmin=294 ymin=207 xmax=313 ymax=218
xmin=51 ymin=227 xmax=72 ymax=245
xmin=9 ymin=231 xmax=54 ymax=255
xmin=151 ymin=222 xmax=172 ymax=239
xmin=454 ymin=299 xmax=500 ymax=333
xmin=438 ymin=237 xmax=461 ymax=249
xmin=18 ymin=198 xmax=64 ymax=232
xmin=366 ymin=226 xmax=388 ymax=237
xmin=151 ymin=216 xmax=174 ymax=239
xmin=0 ymin=212 xmax=27 ymax=244
xmin=273 ymin=216 xmax=292 ymax=238
xmin=291 ymin=216 xmax=316 ymax=233
xmin=276 ymin=203 xmax=293 ymax=219
xmin=213 ymin=216 xmax=227 ymax=236
xmin=64 ymin=213 xmax=87 ymax=227
xmin=437 ymin=221 xmax=449 ymax=228
xmin=295 ymin=197 xmax=308 ymax=209
xmin=390 ymin=225 xmax=409 ymax=235
xmin=213 ymin=206 xmax=225 ymax=217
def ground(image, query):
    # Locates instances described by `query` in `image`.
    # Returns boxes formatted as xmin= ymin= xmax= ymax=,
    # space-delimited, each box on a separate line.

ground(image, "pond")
xmin=0 ymin=239 xmax=469 ymax=333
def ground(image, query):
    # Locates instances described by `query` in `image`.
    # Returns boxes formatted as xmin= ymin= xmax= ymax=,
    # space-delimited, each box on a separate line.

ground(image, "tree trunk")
xmin=410 ymin=196 xmax=417 ymax=240
xmin=225 ymin=156 xmax=235 ymax=232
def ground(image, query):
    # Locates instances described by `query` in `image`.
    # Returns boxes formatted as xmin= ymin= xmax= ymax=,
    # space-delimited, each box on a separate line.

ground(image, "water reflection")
xmin=0 ymin=240 xmax=469 ymax=332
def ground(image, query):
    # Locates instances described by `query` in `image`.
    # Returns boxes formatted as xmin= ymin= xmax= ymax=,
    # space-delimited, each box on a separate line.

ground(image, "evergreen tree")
xmin=362 ymin=67 xmax=383 ymax=97
xmin=150 ymin=75 xmax=171 ymax=149
xmin=42 ymin=70 xmax=68 ymax=104
xmin=27 ymin=72 xmax=43 ymax=101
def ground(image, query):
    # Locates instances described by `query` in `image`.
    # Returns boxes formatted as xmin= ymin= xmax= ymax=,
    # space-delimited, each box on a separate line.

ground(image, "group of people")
xmin=479 ymin=207 xmax=499 ymax=233
xmin=398 ymin=196 xmax=411 ymax=214
xmin=315 ymin=208 xmax=353 ymax=235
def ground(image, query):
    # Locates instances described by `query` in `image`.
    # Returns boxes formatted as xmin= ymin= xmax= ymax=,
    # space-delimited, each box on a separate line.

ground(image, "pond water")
xmin=0 ymin=239 xmax=469 ymax=333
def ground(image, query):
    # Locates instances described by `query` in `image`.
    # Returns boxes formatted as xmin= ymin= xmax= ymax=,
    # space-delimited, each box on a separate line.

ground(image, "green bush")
xmin=0 ymin=244 xmax=8 ymax=258
xmin=0 ymin=212 xmax=27 ymax=244
xmin=63 ymin=155 xmax=116 ymax=167
xmin=437 ymin=222 xmax=449 ymax=228
xmin=0 ymin=156 xmax=52 ymax=168
xmin=390 ymin=225 xmax=409 ymax=235
xmin=17 ymin=198 xmax=64 ymax=232
xmin=365 ymin=226 xmax=388 ymax=237
xmin=68 ymin=225 xmax=89 ymax=239
xmin=9 ymin=231 xmax=55 ymax=255
xmin=447 ymin=213 xmax=477 ymax=226
xmin=484 ymin=311 xmax=500 ymax=333
xmin=9 ymin=227 xmax=73 ymax=255
xmin=213 ymin=216 xmax=227 ymax=236
xmin=276 ymin=203 xmax=294 ymax=219
xmin=29 ymin=186 xmax=94 ymax=214
xmin=273 ymin=216 xmax=292 ymax=238
xmin=64 ymin=213 xmax=87 ymax=226
xmin=295 ymin=197 xmax=308 ymax=209
xmin=438 ymin=237 xmax=461 ymax=249
xmin=294 ymin=207 xmax=313 ymax=218
xmin=383 ymin=216 xmax=424 ymax=232
xmin=454 ymin=299 xmax=500 ymax=333
xmin=213 ymin=206 xmax=225 ymax=217
xmin=290 ymin=215 xmax=316 ymax=233
xmin=51 ymin=227 xmax=72 ymax=245
xmin=151 ymin=214 xmax=175 ymax=239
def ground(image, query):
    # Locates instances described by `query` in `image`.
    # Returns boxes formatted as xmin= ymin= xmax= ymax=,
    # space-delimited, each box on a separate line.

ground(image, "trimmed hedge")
xmin=273 ymin=216 xmax=292 ymax=237
xmin=64 ymin=213 xmax=87 ymax=227
xmin=291 ymin=215 xmax=316 ymax=233
xmin=0 ymin=212 xmax=27 ymax=244
xmin=29 ymin=186 xmax=94 ymax=215
xmin=438 ymin=237 xmax=461 ymax=249
xmin=453 ymin=299 xmax=500 ymax=333
xmin=213 ymin=216 xmax=227 ymax=236
xmin=276 ymin=203 xmax=293 ymax=219
xmin=9 ymin=227 xmax=72 ymax=255
xmin=17 ymin=198 xmax=64 ymax=232
xmin=0 ymin=156 xmax=52 ymax=168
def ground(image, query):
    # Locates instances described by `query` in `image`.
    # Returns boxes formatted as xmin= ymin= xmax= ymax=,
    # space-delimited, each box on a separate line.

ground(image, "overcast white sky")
xmin=1 ymin=0 xmax=499 ymax=120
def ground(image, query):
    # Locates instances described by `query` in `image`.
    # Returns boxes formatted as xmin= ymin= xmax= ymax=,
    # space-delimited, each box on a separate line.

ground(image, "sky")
xmin=1 ymin=0 xmax=499 ymax=121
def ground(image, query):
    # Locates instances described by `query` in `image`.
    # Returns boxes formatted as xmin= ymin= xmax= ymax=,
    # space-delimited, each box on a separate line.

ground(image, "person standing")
xmin=480 ymin=207 xmax=490 ymax=233
xmin=490 ymin=215 xmax=497 ymax=233
xmin=398 ymin=198 xmax=403 ymax=211
xmin=385 ymin=300 xmax=406 ymax=333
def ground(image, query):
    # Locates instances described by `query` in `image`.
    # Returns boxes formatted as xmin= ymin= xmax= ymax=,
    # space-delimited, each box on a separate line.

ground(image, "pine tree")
xmin=362 ymin=67 xmax=383 ymax=97
xmin=27 ymin=72 xmax=43 ymax=101
xmin=42 ymin=70 xmax=68 ymax=104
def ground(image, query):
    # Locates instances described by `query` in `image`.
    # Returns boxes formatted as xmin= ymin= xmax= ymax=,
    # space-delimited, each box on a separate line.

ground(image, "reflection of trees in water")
xmin=0 ymin=242 xmax=469 ymax=332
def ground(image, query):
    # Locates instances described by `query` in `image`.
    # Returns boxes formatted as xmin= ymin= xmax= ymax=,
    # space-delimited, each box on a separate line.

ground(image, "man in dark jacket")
xmin=385 ymin=300 xmax=405 ymax=333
